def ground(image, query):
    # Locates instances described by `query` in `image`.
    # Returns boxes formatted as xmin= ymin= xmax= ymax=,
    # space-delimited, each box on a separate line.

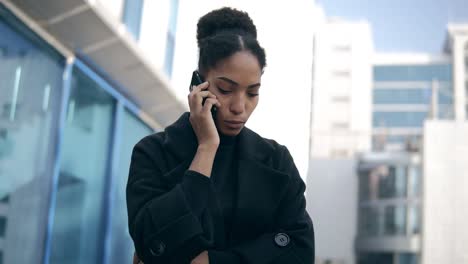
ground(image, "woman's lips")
xmin=224 ymin=120 xmax=245 ymax=129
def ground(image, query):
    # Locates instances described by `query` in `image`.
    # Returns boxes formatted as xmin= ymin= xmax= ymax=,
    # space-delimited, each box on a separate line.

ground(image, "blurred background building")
xmin=0 ymin=0 xmax=467 ymax=264
xmin=307 ymin=13 xmax=468 ymax=264
xmin=306 ymin=17 xmax=372 ymax=264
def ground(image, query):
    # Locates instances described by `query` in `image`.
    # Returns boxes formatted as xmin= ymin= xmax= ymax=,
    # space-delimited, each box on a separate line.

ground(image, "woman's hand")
xmin=191 ymin=251 xmax=209 ymax=264
xmin=188 ymin=82 xmax=221 ymax=148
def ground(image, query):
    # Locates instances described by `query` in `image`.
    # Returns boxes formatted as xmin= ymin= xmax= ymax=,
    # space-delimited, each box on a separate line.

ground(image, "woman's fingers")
xmin=202 ymin=98 xmax=220 ymax=113
xmin=188 ymin=84 xmax=217 ymax=112
xmin=190 ymin=81 xmax=209 ymax=93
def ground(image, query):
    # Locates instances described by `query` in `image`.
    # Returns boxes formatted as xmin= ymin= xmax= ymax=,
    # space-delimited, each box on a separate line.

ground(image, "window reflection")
xmin=409 ymin=205 xmax=421 ymax=235
xmin=384 ymin=205 xmax=406 ymax=235
xmin=0 ymin=13 xmax=63 ymax=264
xmin=108 ymin=109 xmax=152 ymax=264
xmin=49 ymin=69 xmax=116 ymax=264
xmin=359 ymin=207 xmax=379 ymax=236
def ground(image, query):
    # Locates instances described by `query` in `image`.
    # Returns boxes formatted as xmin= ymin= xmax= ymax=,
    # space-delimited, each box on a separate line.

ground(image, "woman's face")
xmin=205 ymin=51 xmax=262 ymax=136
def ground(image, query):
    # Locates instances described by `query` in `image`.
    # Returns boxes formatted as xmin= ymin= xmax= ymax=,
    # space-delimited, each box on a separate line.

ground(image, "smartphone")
xmin=189 ymin=70 xmax=217 ymax=115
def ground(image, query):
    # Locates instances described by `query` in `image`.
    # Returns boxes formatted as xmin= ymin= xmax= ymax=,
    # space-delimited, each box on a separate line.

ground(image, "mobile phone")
xmin=189 ymin=70 xmax=217 ymax=115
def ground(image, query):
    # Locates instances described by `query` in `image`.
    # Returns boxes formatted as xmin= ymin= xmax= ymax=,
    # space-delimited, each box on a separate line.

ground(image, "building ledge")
xmin=5 ymin=0 xmax=186 ymax=128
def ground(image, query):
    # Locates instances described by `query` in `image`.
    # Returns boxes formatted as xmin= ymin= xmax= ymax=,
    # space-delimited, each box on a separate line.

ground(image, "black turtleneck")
xmin=211 ymin=133 xmax=238 ymax=242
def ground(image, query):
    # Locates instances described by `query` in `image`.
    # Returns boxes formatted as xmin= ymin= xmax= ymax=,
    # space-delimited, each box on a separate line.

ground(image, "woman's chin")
xmin=219 ymin=126 xmax=243 ymax=136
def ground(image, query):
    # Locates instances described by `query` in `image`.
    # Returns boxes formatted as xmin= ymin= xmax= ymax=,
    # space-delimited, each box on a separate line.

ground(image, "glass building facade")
xmin=357 ymin=154 xmax=421 ymax=264
xmin=0 ymin=4 xmax=154 ymax=264
xmin=372 ymin=63 xmax=453 ymax=151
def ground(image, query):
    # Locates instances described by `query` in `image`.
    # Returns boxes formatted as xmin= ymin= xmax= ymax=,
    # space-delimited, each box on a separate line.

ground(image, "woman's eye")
xmin=217 ymin=87 xmax=230 ymax=94
xmin=248 ymin=93 xmax=259 ymax=97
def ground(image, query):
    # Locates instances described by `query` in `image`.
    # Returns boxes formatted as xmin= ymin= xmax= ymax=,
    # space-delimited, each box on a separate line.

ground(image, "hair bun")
xmin=197 ymin=7 xmax=257 ymax=47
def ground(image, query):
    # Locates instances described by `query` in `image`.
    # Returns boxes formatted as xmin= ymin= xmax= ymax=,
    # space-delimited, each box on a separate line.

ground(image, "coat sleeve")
xmin=126 ymin=137 xmax=215 ymax=263
xmin=208 ymin=146 xmax=315 ymax=264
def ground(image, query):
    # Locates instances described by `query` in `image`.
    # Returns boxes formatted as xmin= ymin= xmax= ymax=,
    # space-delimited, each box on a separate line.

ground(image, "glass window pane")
xmin=374 ymin=64 xmax=452 ymax=82
xmin=379 ymin=166 xmax=407 ymax=199
xmin=373 ymin=111 xmax=428 ymax=128
xmin=359 ymin=172 xmax=370 ymax=201
xmin=384 ymin=205 xmax=407 ymax=235
xmin=0 ymin=9 xmax=64 ymax=264
xmin=373 ymin=88 xmax=432 ymax=104
xmin=408 ymin=166 xmax=421 ymax=197
xmin=122 ymin=0 xmax=144 ymax=39
xmin=49 ymin=68 xmax=116 ymax=263
xmin=359 ymin=206 xmax=379 ymax=236
xmin=359 ymin=253 xmax=394 ymax=264
xmin=164 ymin=32 xmax=175 ymax=77
xmin=108 ymin=108 xmax=152 ymax=264
xmin=409 ymin=205 xmax=421 ymax=235
xmin=397 ymin=253 xmax=419 ymax=264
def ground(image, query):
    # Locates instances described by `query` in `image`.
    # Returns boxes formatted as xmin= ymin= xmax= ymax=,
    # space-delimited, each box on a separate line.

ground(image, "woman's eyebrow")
xmin=217 ymin=76 xmax=261 ymax=88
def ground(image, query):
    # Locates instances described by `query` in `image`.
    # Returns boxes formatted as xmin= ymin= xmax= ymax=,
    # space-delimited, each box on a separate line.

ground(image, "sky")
xmin=316 ymin=0 xmax=468 ymax=53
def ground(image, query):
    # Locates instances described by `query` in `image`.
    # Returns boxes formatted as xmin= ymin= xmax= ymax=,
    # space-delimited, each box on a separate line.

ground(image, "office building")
xmin=0 ymin=0 xmax=185 ymax=263
xmin=356 ymin=24 xmax=468 ymax=264
xmin=421 ymin=24 xmax=468 ymax=264
xmin=372 ymin=53 xmax=453 ymax=152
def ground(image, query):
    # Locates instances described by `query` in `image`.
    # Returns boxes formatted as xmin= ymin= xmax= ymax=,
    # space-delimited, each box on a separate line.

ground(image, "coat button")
xmin=150 ymin=241 xmax=166 ymax=256
xmin=274 ymin=233 xmax=290 ymax=247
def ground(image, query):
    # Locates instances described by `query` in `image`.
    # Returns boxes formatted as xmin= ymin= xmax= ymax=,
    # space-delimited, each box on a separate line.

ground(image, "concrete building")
xmin=308 ymin=16 xmax=468 ymax=264
xmin=421 ymin=24 xmax=468 ymax=264
xmin=307 ymin=18 xmax=373 ymax=264
xmin=356 ymin=24 xmax=468 ymax=264
xmin=310 ymin=18 xmax=373 ymax=159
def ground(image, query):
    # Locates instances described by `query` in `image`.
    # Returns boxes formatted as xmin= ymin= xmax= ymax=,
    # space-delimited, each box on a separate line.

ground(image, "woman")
xmin=127 ymin=7 xmax=314 ymax=264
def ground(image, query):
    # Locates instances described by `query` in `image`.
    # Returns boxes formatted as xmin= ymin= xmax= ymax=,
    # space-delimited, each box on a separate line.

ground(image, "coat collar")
xmin=161 ymin=113 xmax=291 ymax=243
xmin=162 ymin=112 xmax=275 ymax=164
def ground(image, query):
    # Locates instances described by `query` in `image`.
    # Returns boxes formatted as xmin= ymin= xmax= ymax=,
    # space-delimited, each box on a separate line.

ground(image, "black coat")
xmin=126 ymin=113 xmax=315 ymax=263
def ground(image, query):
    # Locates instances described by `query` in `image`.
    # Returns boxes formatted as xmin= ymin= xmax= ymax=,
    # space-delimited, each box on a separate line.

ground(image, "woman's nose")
xmin=230 ymin=95 xmax=245 ymax=114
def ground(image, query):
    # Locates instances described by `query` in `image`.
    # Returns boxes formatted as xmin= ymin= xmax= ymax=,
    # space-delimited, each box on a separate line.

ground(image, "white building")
xmin=422 ymin=121 xmax=468 ymax=264
xmin=307 ymin=18 xmax=373 ymax=264
xmin=309 ymin=18 xmax=373 ymax=159
xmin=421 ymin=24 xmax=468 ymax=264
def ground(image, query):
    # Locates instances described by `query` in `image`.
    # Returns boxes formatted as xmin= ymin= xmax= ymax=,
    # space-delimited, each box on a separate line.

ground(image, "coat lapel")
xmin=161 ymin=113 xmax=292 ymax=244
xmin=230 ymin=126 xmax=291 ymax=243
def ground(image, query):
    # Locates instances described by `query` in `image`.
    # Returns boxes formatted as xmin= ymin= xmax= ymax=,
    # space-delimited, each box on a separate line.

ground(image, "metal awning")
xmin=8 ymin=0 xmax=186 ymax=128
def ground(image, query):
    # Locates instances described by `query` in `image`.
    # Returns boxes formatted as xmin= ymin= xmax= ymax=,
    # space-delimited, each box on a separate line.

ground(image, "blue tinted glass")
xmin=373 ymin=111 xmax=428 ymax=127
xmin=438 ymin=86 xmax=453 ymax=104
xmin=164 ymin=33 xmax=175 ymax=77
xmin=398 ymin=253 xmax=419 ymax=264
xmin=0 ymin=7 xmax=64 ymax=264
xmin=49 ymin=68 xmax=116 ymax=263
xmin=438 ymin=104 xmax=454 ymax=119
xmin=122 ymin=0 xmax=144 ymax=39
xmin=373 ymin=89 xmax=432 ymax=104
xmin=168 ymin=0 xmax=179 ymax=33
xmin=359 ymin=206 xmax=379 ymax=236
xmin=374 ymin=64 xmax=452 ymax=82
xmin=108 ymin=109 xmax=152 ymax=264
xmin=409 ymin=205 xmax=421 ymax=235
xmin=0 ymin=217 xmax=5 ymax=237
xmin=384 ymin=205 xmax=407 ymax=235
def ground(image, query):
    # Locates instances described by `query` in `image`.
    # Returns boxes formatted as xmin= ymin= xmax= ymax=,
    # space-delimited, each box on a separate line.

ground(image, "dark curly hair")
xmin=196 ymin=7 xmax=266 ymax=75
